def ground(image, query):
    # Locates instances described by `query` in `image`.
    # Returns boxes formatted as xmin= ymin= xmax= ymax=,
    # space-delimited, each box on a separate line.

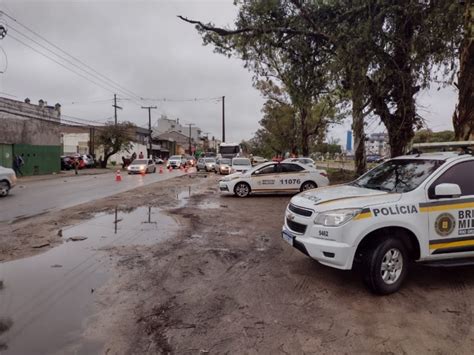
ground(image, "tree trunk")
xmin=453 ymin=0 xmax=474 ymax=140
xmin=352 ymin=76 xmax=366 ymax=176
xmin=300 ymin=107 xmax=309 ymax=156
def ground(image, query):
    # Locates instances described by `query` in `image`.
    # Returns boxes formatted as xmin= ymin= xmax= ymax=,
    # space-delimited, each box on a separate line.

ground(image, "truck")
xmin=218 ymin=142 xmax=242 ymax=159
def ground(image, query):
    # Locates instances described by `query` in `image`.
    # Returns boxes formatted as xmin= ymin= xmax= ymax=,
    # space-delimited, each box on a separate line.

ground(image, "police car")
xmin=282 ymin=142 xmax=474 ymax=294
xmin=219 ymin=161 xmax=329 ymax=197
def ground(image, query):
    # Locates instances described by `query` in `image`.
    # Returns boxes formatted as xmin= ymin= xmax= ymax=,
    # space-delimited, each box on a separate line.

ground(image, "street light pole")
xmin=222 ymin=96 xmax=225 ymax=143
xmin=187 ymin=123 xmax=195 ymax=155
xmin=141 ymin=106 xmax=157 ymax=158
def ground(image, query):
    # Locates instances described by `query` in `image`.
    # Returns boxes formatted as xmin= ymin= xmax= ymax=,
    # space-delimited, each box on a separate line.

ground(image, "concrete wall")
xmin=62 ymin=133 xmax=90 ymax=155
xmin=0 ymin=97 xmax=61 ymax=145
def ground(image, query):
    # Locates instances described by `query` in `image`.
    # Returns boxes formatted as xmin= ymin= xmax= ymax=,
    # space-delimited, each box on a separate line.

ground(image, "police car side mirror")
xmin=434 ymin=183 xmax=461 ymax=199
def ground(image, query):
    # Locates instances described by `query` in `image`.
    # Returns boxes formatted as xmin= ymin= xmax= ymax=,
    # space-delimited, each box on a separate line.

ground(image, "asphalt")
xmin=0 ymin=168 xmax=185 ymax=223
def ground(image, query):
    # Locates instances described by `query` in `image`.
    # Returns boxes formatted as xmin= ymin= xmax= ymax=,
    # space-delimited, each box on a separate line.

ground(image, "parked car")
xmin=127 ymin=159 xmax=156 ymax=174
xmin=219 ymin=161 xmax=329 ymax=197
xmin=283 ymin=157 xmax=316 ymax=169
xmin=154 ymin=157 xmax=164 ymax=164
xmin=366 ymin=154 xmax=383 ymax=163
xmin=230 ymin=157 xmax=252 ymax=173
xmin=0 ymin=165 xmax=17 ymax=197
xmin=214 ymin=158 xmax=232 ymax=175
xmin=167 ymin=155 xmax=185 ymax=169
xmin=82 ymin=154 xmax=95 ymax=168
xmin=251 ymin=156 xmax=268 ymax=166
xmin=60 ymin=156 xmax=74 ymax=170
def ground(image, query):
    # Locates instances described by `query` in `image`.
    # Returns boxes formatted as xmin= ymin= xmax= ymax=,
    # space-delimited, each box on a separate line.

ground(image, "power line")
xmin=7 ymin=33 xmax=118 ymax=94
xmin=0 ymin=10 xmax=144 ymax=102
xmin=7 ymin=26 xmax=142 ymax=105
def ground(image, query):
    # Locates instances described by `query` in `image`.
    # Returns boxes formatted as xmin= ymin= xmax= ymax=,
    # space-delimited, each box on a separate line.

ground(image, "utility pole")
xmin=141 ymin=106 xmax=157 ymax=158
xmin=222 ymin=96 xmax=225 ymax=143
xmin=187 ymin=123 xmax=195 ymax=155
xmin=112 ymin=94 xmax=122 ymax=125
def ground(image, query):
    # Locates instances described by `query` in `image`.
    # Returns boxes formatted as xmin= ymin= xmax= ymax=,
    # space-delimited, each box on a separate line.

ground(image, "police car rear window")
xmin=353 ymin=159 xmax=444 ymax=193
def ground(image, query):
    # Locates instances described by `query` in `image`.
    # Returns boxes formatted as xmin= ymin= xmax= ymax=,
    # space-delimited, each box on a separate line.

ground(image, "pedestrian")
xmin=138 ymin=151 xmax=144 ymax=159
xmin=12 ymin=155 xmax=24 ymax=176
xmin=73 ymin=158 xmax=79 ymax=175
xmin=132 ymin=152 xmax=137 ymax=161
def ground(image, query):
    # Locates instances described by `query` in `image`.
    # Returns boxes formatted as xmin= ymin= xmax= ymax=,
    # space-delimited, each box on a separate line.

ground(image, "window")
xmin=256 ymin=164 xmax=277 ymax=175
xmin=280 ymin=163 xmax=304 ymax=173
xmin=428 ymin=161 xmax=474 ymax=198
xmin=353 ymin=159 xmax=444 ymax=193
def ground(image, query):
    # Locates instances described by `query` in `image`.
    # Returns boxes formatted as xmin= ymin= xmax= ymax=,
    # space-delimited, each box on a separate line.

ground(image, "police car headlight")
xmin=313 ymin=209 xmax=362 ymax=227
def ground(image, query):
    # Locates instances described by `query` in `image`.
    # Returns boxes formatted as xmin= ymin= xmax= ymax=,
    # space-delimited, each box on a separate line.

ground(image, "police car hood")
xmin=291 ymin=184 xmax=401 ymax=211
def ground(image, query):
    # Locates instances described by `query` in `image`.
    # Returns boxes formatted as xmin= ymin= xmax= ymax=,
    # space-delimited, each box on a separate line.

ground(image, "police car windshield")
xmin=353 ymin=159 xmax=444 ymax=193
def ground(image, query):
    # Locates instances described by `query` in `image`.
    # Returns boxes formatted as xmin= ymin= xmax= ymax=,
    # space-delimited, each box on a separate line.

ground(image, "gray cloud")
xmin=1 ymin=0 xmax=458 ymax=147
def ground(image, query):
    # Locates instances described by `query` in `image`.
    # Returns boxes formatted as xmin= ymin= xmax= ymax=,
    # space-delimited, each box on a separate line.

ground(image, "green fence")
xmin=13 ymin=144 xmax=61 ymax=176
xmin=0 ymin=144 xmax=13 ymax=168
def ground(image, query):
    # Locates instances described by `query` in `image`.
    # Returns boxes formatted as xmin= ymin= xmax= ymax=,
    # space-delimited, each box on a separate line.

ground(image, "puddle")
xmin=0 ymin=206 xmax=179 ymax=354
xmin=196 ymin=201 xmax=221 ymax=209
xmin=175 ymin=186 xmax=192 ymax=208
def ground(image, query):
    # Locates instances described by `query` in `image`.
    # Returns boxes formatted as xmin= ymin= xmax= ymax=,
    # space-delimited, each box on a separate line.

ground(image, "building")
xmin=154 ymin=115 xmax=203 ymax=150
xmin=366 ymin=132 xmax=389 ymax=156
xmin=346 ymin=131 xmax=353 ymax=152
xmin=0 ymin=97 xmax=62 ymax=175
xmin=154 ymin=131 xmax=190 ymax=155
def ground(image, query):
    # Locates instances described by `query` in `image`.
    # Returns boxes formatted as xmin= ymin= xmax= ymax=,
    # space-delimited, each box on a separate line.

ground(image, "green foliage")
xmin=413 ymin=129 xmax=455 ymax=144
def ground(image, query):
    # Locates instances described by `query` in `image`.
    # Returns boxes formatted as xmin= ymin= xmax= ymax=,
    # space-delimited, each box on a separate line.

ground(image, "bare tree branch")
xmin=177 ymin=15 xmax=331 ymax=42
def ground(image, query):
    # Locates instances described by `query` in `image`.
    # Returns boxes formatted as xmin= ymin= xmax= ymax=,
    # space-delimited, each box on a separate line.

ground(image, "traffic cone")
xmin=115 ymin=170 xmax=122 ymax=182
xmin=185 ymin=166 xmax=188 ymax=173
xmin=159 ymin=166 xmax=163 ymax=174
xmin=169 ymin=166 xmax=173 ymax=172
xmin=140 ymin=169 xmax=145 ymax=176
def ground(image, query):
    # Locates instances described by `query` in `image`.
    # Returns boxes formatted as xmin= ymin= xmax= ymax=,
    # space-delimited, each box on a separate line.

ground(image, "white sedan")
xmin=127 ymin=159 xmax=156 ymax=174
xmin=219 ymin=161 xmax=329 ymax=197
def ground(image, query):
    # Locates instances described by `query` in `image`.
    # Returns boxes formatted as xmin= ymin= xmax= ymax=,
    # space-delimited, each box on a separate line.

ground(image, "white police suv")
xmin=219 ymin=161 xmax=329 ymax=197
xmin=282 ymin=145 xmax=474 ymax=294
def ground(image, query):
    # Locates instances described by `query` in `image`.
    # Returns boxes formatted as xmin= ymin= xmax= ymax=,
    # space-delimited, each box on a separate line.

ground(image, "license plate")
xmin=282 ymin=231 xmax=294 ymax=246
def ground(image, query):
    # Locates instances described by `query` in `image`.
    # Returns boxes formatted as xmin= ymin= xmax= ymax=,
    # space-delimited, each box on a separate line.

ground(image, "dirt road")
xmin=1 ymin=172 xmax=474 ymax=354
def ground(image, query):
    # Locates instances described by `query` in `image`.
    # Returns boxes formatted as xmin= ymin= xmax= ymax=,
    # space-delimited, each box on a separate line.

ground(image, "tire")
xmin=300 ymin=181 xmax=317 ymax=192
xmin=362 ymin=238 xmax=408 ymax=295
xmin=234 ymin=182 xmax=250 ymax=198
xmin=0 ymin=181 xmax=10 ymax=197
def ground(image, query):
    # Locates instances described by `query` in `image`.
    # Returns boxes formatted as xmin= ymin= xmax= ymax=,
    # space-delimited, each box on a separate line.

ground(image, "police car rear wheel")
xmin=234 ymin=182 xmax=250 ymax=197
xmin=363 ymin=238 xmax=408 ymax=295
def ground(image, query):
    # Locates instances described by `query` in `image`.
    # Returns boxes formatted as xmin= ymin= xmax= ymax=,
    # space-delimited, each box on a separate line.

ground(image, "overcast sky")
xmin=0 ymin=0 xmax=459 ymax=146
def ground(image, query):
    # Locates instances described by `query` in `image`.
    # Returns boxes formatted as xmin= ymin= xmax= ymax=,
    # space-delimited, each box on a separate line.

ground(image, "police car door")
xmin=423 ymin=160 xmax=474 ymax=258
xmin=278 ymin=163 xmax=305 ymax=192
xmin=251 ymin=163 xmax=280 ymax=192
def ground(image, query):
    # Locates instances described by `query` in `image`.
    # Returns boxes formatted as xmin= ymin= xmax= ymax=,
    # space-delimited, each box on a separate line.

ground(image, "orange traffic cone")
xmin=140 ymin=169 xmax=145 ymax=176
xmin=185 ymin=166 xmax=188 ymax=173
xmin=115 ymin=170 xmax=122 ymax=182
xmin=159 ymin=166 xmax=163 ymax=174
xmin=169 ymin=166 xmax=173 ymax=172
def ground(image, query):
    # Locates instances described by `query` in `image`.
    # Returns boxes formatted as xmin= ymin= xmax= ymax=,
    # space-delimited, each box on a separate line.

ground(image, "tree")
xmin=95 ymin=121 xmax=135 ymax=168
xmin=453 ymin=0 xmax=474 ymax=140
xmin=180 ymin=0 xmax=463 ymax=161
xmin=413 ymin=129 xmax=455 ymax=144
xmin=180 ymin=1 xmax=338 ymax=156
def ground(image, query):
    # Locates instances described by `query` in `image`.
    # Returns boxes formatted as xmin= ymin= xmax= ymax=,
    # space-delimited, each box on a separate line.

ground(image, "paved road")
xmin=0 ymin=169 xmax=184 ymax=223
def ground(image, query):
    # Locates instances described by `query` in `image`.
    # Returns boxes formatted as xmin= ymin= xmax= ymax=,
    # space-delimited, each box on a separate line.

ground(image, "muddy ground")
xmin=2 ymin=170 xmax=474 ymax=354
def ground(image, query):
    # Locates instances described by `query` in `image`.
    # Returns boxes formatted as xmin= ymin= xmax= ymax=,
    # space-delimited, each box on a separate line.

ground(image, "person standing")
xmin=138 ymin=151 xmax=144 ymax=159
xmin=73 ymin=158 xmax=79 ymax=175
xmin=12 ymin=155 xmax=24 ymax=176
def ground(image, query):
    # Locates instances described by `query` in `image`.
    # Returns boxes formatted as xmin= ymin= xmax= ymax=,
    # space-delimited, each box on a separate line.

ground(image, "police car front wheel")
xmin=300 ymin=181 xmax=317 ymax=191
xmin=362 ymin=238 xmax=408 ymax=295
xmin=234 ymin=182 xmax=250 ymax=197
